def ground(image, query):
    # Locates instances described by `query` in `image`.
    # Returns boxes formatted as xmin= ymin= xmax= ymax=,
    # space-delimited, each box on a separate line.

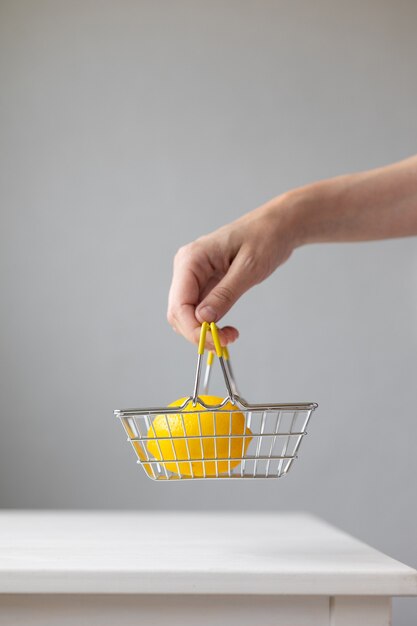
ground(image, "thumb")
xmin=196 ymin=253 xmax=255 ymax=323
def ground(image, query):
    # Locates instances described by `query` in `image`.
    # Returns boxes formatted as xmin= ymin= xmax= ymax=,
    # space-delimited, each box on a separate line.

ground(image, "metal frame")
xmin=114 ymin=323 xmax=318 ymax=481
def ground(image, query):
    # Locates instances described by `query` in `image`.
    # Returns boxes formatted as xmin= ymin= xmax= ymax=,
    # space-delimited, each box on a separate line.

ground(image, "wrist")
xmin=280 ymin=186 xmax=319 ymax=248
xmin=277 ymin=178 xmax=345 ymax=248
xmin=258 ymin=187 xmax=320 ymax=250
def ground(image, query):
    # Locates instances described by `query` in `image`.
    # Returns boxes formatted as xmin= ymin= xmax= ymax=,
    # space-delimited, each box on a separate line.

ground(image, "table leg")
xmin=330 ymin=596 xmax=391 ymax=626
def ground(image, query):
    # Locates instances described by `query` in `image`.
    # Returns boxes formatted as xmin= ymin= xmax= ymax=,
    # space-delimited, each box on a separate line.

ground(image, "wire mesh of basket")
xmin=114 ymin=322 xmax=317 ymax=481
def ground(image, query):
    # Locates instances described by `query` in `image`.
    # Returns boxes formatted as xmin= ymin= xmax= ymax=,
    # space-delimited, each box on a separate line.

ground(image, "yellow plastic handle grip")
xmin=210 ymin=322 xmax=223 ymax=358
xmin=206 ymin=347 xmax=228 ymax=366
xmin=198 ymin=322 xmax=209 ymax=355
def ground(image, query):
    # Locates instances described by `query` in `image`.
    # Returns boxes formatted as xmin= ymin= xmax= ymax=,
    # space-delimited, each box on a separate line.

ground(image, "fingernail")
xmin=197 ymin=305 xmax=217 ymax=322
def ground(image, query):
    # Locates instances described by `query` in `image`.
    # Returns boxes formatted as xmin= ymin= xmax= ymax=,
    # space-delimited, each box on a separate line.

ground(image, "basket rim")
xmin=114 ymin=395 xmax=318 ymax=417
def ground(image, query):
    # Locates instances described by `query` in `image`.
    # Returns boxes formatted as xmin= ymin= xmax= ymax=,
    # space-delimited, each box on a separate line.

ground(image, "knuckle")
xmin=173 ymin=246 xmax=186 ymax=265
xmin=241 ymin=248 xmax=268 ymax=282
xmin=213 ymin=284 xmax=234 ymax=305
xmin=241 ymin=248 xmax=258 ymax=272
xmin=174 ymin=242 xmax=199 ymax=264
xmin=166 ymin=309 xmax=177 ymax=326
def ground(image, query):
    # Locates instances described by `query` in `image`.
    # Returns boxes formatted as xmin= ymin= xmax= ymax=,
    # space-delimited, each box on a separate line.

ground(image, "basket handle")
xmin=219 ymin=345 xmax=239 ymax=397
xmin=192 ymin=322 xmax=235 ymax=403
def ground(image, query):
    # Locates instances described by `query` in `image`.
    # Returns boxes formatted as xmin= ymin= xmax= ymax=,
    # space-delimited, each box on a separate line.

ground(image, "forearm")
xmin=284 ymin=155 xmax=417 ymax=247
xmin=168 ymin=154 xmax=417 ymax=344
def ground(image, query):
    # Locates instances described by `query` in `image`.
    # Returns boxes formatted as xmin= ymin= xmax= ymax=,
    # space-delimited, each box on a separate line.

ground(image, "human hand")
xmin=167 ymin=196 xmax=298 ymax=346
xmin=169 ymin=154 xmax=417 ymax=346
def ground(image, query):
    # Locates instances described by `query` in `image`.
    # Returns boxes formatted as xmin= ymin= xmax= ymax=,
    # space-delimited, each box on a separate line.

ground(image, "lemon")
xmin=124 ymin=418 xmax=155 ymax=478
xmin=147 ymin=395 xmax=252 ymax=477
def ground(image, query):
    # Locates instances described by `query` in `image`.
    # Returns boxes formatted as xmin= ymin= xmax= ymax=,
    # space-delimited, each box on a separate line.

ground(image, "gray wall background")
xmin=1 ymin=1 xmax=416 ymax=623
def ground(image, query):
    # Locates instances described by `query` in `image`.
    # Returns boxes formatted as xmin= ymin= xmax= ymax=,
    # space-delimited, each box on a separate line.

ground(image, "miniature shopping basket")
xmin=114 ymin=322 xmax=317 ymax=480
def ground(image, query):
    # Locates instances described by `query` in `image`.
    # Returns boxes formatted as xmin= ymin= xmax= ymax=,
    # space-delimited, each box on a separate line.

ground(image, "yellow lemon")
xmin=124 ymin=418 xmax=155 ymax=478
xmin=147 ymin=395 xmax=252 ymax=477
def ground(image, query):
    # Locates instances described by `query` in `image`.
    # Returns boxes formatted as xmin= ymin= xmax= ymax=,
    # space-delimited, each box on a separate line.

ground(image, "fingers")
xmin=209 ymin=325 xmax=239 ymax=348
xmin=168 ymin=306 xmax=238 ymax=348
xmin=167 ymin=201 xmax=290 ymax=346
xmin=168 ymin=300 xmax=239 ymax=347
xmin=196 ymin=248 xmax=257 ymax=325
xmin=167 ymin=244 xmax=239 ymax=346
xmin=167 ymin=264 xmax=201 ymax=344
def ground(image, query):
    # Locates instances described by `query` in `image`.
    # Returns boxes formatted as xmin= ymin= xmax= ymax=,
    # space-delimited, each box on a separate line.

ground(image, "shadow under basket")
xmin=114 ymin=322 xmax=318 ymax=481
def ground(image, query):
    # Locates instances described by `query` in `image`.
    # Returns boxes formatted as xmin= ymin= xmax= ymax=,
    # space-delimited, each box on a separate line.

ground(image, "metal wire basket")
xmin=114 ymin=322 xmax=317 ymax=480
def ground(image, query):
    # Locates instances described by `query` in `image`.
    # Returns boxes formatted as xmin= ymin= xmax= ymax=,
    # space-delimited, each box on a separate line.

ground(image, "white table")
xmin=0 ymin=512 xmax=415 ymax=625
